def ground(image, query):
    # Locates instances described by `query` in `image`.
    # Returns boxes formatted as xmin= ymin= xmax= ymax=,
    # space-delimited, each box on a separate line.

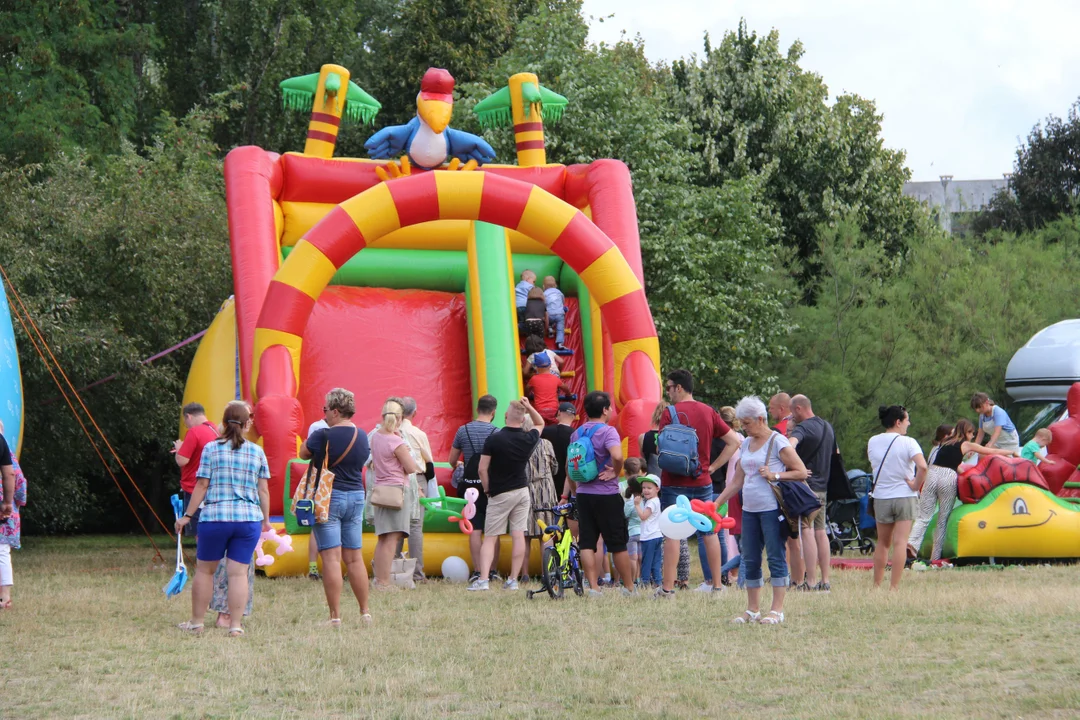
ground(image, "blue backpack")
xmin=567 ymin=424 xmax=602 ymax=483
xmin=657 ymin=406 xmax=700 ymax=476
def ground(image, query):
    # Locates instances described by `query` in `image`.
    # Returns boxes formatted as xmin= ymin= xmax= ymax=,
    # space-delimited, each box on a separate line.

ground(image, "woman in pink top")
xmin=370 ymin=399 xmax=423 ymax=590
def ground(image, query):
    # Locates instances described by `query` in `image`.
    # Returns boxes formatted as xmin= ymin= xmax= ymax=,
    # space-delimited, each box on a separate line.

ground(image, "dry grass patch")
xmin=3 ymin=537 xmax=1080 ymax=719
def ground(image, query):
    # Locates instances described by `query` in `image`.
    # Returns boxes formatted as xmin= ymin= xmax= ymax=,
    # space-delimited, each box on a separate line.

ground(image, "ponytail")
xmin=218 ymin=400 xmax=249 ymax=449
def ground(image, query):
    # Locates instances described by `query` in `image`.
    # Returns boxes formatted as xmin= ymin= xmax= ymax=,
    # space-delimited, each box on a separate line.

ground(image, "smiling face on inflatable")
xmin=947 ymin=484 xmax=1080 ymax=559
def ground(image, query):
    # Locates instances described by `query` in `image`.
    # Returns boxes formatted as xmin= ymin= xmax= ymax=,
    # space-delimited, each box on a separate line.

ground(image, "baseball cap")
xmin=640 ymin=474 xmax=661 ymax=488
xmin=557 ymin=402 xmax=576 ymax=414
xmin=532 ymin=352 xmax=551 ymax=368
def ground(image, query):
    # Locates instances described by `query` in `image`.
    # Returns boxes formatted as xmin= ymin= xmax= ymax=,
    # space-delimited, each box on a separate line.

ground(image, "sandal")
xmin=361 ymin=613 xmax=372 ymax=625
xmin=228 ymin=627 xmax=245 ymax=637
xmin=326 ymin=618 xmax=342 ymax=628
xmin=0 ymin=599 xmax=12 ymax=609
xmin=732 ymin=610 xmax=761 ymax=624
xmin=760 ymin=611 xmax=784 ymax=625
xmin=177 ymin=621 xmax=204 ymax=634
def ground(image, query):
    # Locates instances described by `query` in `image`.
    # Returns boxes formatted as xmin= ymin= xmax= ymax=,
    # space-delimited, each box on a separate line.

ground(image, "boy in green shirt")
xmin=1020 ymin=428 xmax=1055 ymax=466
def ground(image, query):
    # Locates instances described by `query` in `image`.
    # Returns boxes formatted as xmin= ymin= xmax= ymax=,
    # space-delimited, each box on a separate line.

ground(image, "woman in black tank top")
xmin=910 ymin=418 xmax=1021 ymax=561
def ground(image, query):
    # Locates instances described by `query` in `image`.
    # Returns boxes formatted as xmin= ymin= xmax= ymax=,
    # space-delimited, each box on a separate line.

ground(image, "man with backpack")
xmin=448 ymin=395 xmax=499 ymax=583
xmin=655 ymin=370 xmax=741 ymax=598
xmin=568 ymin=391 xmax=634 ymax=594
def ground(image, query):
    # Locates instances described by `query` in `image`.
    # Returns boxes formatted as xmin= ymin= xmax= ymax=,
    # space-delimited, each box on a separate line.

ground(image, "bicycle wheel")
xmin=541 ymin=546 xmax=564 ymax=599
xmin=569 ymin=545 xmax=584 ymax=596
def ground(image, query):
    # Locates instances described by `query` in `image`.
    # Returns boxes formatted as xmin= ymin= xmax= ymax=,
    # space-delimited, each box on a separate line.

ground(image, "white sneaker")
xmin=694 ymin=582 xmax=714 ymax=593
xmin=502 ymin=579 xmax=519 ymax=591
xmin=467 ymin=579 xmax=489 ymax=592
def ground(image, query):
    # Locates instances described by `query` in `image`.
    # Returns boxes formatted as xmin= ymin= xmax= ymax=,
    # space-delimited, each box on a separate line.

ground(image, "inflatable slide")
xmin=181 ymin=64 xmax=662 ymax=576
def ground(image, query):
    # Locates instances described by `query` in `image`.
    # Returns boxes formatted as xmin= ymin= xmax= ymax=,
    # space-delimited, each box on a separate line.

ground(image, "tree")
xmin=0 ymin=0 xmax=157 ymax=164
xmin=671 ymin=22 xmax=922 ymax=276
xmin=779 ymin=216 xmax=1080 ymax=464
xmin=150 ymin=0 xmax=387 ymax=154
xmin=0 ymin=106 xmax=231 ymax=533
xmin=458 ymin=2 xmax=793 ymax=401
xmin=976 ymin=98 xmax=1080 ymax=234
xmin=357 ymin=0 xmax=541 ymax=130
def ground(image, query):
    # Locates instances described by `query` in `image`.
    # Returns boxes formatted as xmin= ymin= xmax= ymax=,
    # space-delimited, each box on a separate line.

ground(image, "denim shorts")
xmin=196 ymin=521 xmax=262 ymax=563
xmin=313 ymin=489 xmax=366 ymax=551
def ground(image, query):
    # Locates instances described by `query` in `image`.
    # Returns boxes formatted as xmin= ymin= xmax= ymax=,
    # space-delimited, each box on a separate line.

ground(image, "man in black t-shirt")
xmin=789 ymin=394 xmax=835 ymax=592
xmin=449 ymin=395 xmax=499 ymax=581
xmin=541 ymin=402 xmax=576 ymax=500
xmin=467 ymin=398 xmax=543 ymax=592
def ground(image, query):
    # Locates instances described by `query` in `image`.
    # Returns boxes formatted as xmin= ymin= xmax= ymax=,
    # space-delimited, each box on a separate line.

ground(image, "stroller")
xmin=826 ymin=470 xmax=876 ymax=556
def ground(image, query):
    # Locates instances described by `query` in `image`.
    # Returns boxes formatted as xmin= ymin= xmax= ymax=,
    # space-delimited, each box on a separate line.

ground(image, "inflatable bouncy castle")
xmin=181 ymin=64 xmax=662 ymax=576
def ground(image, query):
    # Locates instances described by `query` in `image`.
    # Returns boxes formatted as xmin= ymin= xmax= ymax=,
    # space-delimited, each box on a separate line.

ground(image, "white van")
xmin=1004 ymin=319 xmax=1080 ymax=442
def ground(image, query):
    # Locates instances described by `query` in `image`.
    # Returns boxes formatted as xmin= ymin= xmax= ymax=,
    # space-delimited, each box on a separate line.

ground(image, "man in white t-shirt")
xmin=867 ymin=405 xmax=927 ymax=590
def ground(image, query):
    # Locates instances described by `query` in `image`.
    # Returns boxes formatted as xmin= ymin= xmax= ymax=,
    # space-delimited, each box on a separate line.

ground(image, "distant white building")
xmin=903 ymin=177 xmax=1009 ymax=232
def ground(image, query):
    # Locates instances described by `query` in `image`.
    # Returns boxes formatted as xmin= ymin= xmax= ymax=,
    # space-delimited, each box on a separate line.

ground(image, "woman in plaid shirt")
xmin=175 ymin=401 xmax=271 ymax=636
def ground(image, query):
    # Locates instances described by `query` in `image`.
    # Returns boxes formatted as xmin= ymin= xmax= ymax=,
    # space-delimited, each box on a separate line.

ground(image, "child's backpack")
xmin=567 ymin=424 xmax=603 ymax=483
xmin=657 ymin=406 xmax=699 ymax=477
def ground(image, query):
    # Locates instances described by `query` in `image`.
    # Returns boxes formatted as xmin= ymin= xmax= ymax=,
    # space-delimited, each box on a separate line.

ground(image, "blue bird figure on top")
xmin=365 ymin=67 xmax=495 ymax=181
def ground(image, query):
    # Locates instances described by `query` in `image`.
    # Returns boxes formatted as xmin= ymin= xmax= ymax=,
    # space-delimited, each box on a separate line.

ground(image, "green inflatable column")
xmin=465 ymin=221 xmax=523 ymax=419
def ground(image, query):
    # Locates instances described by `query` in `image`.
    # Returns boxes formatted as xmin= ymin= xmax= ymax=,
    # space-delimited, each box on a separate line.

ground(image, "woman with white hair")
xmin=714 ymin=396 xmax=808 ymax=625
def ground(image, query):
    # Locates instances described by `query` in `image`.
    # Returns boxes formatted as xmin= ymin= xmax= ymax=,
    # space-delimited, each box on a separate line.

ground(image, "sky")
xmin=581 ymin=0 xmax=1080 ymax=181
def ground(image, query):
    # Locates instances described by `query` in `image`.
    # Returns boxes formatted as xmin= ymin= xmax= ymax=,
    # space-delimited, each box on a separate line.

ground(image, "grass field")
xmin=3 ymin=536 xmax=1080 ymax=719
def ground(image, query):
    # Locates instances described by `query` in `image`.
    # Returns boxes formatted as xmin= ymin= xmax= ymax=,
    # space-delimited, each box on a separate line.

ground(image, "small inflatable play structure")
xmin=916 ymin=382 xmax=1080 ymax=562
xmin=181 ymin=63 xmax=662 ymax=576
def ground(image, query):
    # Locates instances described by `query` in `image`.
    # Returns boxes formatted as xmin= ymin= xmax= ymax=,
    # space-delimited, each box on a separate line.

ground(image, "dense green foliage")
xmin=778 ymin=215 xmax=1080 ymax=464
xmin=0 ymin=1 xmax=157 ymax=164
xmin=3 ymin=0 xmax=1075 ymax=529
xmin=976 ymin=98 xmax=1080 ymax=234
xmin=0 ymin=110 xmax=231 ymax=533
xmin=672 ymin=23 xmax=923 ymax=272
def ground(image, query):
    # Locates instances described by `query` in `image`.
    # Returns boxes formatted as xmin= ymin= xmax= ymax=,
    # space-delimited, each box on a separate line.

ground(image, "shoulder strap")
xmin=765 ymin=432 xmax=779 ymax=468
xmin=580 ymin=423 xmax=601 ymax=440
xmin=331 ymin=428 xmax=358 ymax=469
xmin=872 ymin=435 xmax=901 ymax=490
xmin=666 ymin=405 xmax=679 ymax=426
xmin=465 ymin=424 xmax=478 ymax=454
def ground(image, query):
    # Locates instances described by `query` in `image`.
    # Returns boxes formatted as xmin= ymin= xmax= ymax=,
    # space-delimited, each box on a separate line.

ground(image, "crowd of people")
xmin=0 ymin=335 xmax=1012 ymax=634
xmin=162 ymin=371 xmax=1037 ymax=633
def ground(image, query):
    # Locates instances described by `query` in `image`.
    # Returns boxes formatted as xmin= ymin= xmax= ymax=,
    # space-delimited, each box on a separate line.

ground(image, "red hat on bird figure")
xmin=419 ymin=68 xmax=455 ymax=103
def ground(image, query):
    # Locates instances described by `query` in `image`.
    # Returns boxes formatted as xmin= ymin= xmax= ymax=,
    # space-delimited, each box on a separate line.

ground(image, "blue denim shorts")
xmin=196 ymin=521 xmax=262 ymax=563
xmin=313 ymin=489 xmax=366 ymax=551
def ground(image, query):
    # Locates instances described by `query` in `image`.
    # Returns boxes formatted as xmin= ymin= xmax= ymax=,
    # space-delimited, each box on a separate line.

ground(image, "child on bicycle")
xmin=636 ymin=474 xmax=663 ymax=586
xmin=620 ymin=458 xmax=645 ymax=586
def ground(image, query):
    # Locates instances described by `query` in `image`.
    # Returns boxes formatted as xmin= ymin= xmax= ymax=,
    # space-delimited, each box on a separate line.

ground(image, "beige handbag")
xmin=370 ymin=482 xmax=404 ymax=510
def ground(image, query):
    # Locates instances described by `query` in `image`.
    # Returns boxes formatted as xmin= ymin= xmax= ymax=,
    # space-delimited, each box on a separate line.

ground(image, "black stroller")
xmin=826 ymin=470 xmax=876 ymax=556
